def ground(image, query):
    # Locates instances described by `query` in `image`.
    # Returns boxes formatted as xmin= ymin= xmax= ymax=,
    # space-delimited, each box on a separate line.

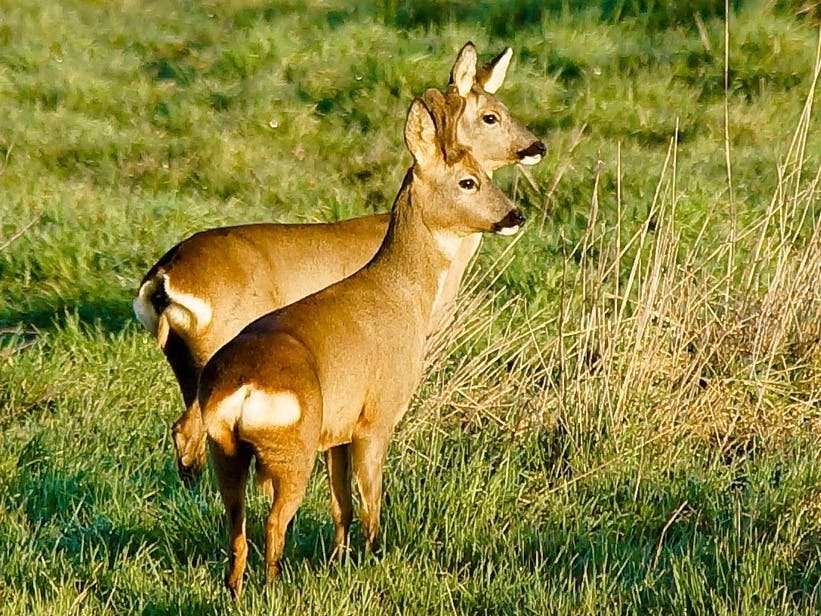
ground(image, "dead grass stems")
xmin=406 ymin=37 xmax=821 ymax=487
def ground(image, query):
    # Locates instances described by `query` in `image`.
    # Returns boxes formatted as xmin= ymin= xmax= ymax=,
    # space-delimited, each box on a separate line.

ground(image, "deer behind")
xmin=197 ymin=97 xmax=523 ymax=599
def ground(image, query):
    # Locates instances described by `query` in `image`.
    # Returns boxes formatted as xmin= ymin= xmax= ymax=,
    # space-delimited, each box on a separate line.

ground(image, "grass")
xmin=2 ymin=0 xmax=821 ymax=613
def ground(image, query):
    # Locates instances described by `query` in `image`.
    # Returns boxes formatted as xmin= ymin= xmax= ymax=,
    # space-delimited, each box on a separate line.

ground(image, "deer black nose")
xmin=508 ymin=209 xmax=526 ymax=226
xmin=494 ymin=208 xmax=525 ymax=234
xmin=517 ymin=141 xmax=546 ymax=162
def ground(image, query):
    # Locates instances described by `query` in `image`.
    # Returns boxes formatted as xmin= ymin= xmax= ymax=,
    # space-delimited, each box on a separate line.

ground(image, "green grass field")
xmin=2 ymin=1 xmax=821 ymax=613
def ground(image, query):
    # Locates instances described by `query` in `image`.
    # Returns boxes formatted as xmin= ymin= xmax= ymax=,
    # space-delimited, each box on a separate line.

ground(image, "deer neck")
xmin=366 ymin=169 xmax=457 ymax=325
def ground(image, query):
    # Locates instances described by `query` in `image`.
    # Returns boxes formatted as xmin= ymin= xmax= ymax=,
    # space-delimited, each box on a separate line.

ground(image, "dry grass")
xmin=409 ymin=34 xmax=821 ymax=486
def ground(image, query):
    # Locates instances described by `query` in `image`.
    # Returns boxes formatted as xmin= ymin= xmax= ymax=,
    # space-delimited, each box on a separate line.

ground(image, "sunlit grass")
xmin=1 ymin=1 xmax=821 ymax=613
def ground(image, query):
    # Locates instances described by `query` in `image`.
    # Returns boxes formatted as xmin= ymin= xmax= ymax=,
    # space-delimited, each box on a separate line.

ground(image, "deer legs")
xmin=164 ymin=329 xmax=208 ymax=484
xmin=210 ymin=435 xmax=314 ymax=600
xmin=326 ymin=438 xmax=388 ymax=558
xmin=263 ymin=467 xmax=313 ymax=584
xmin=351 ymin=437 xmax=388 ymax=555
xmin=325 ymin=444 xmax=353 ymax=560
xmin=210 ymin=441 xmax=252 ymax=600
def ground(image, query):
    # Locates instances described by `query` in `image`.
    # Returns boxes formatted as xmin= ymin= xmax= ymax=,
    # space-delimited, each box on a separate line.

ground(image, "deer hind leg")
xmin=164 ymin=328 xmax=208 ymax=484
xmin=262 ymin=455 xmax=315 ymax=585
xmin=172 ymin=398 xmax=207 ymax=485
xmin=325 ymin=444 xmax=353 ymax=561
xmin=238 ymin=382 xmax=322 ymax=586
xmin=350 ymin=437 xmax=388 ymax=555
xmin=209 ymin=437 xmax=253 ymax=601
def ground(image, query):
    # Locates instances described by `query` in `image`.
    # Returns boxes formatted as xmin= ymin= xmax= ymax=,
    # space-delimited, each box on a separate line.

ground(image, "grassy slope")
xmin=1 ymin=1 xmax=820 ymax=613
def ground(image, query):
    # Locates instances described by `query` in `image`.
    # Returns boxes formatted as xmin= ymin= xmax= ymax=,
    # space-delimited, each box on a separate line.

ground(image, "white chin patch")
xmin=519 ymin=155 xmax=542 ymax=166
xmin=495 ymin=225 xmax=520 ymax=237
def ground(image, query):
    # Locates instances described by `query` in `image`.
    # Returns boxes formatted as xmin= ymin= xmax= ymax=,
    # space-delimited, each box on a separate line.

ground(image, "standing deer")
xmin=133 ymin=42 xmax=545 ymax=482
xmin=198 ymin=96 xmax=524 ymax=598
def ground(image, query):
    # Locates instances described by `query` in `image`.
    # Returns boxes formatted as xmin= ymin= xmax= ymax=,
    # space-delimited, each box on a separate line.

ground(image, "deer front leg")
xmin=325 ymin=444 xmax=353 ymax=561
xmin=351 ymin=437 xmax=388 ymax=555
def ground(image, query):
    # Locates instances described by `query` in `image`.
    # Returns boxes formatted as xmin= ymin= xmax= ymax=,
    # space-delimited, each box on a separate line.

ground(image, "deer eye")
xmin=459 ymin=178 xmax=478 ymax=191
xmin=482 ymin=113 xmax=500 ymax=125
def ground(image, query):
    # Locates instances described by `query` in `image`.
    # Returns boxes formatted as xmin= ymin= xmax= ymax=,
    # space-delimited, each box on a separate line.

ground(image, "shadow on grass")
xmin=0 ymin=296 xmax=137 ymax=334
xmin=4 ymin=434 xmax=342 ymax=602
xmin=366 ymin=0 xmax=748 ymax=35
xmin=218 ymin=0 xmax=759 ymax=35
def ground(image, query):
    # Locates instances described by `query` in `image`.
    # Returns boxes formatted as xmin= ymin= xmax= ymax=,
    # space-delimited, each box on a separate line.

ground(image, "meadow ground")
xmin=1 ymin=1 xmax=821 ymax=613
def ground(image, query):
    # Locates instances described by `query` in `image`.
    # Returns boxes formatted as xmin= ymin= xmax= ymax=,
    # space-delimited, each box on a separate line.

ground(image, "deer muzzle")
xmin=494 ymin=208 xmax=525 ymax=236
xmin=517 ymin=141 xmax=546 ymax=166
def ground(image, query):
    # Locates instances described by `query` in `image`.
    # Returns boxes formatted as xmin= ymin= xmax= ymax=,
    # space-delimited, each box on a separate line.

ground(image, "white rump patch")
xmin=495 ymin=225 xmax=520 ymax=237
xmin=133 ymin=281 xmax=159 ymax=335
xmin=208 ymin=386 xmax=302 ymax=438
xmin=133 ymin=274 xmax=213 ymax=337
xmin=164 ymin=277 xmax=213 ymax=332
xmin=519 ymin=155 xmax=542 ymax=166
xmin=239 ymin=388 xmax=302 ymax=432
xmin=205 ymin=386 xmax=248 ymax=441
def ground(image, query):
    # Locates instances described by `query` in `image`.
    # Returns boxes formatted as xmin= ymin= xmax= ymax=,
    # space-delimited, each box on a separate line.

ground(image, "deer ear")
xmin=477 ymin=47 xmax=512 ymax=94
xmin=405 ymin=98 xmax=439 ymax=165
xmin=426 ymin=87 xmax=465 ymax=162
xmin=441 ymin=86 xmax=465 ymax=154
xmin=422 ymin=88 xmax=447 ymax=129
xmin=449 ymin=41 xmax=477 ymax=97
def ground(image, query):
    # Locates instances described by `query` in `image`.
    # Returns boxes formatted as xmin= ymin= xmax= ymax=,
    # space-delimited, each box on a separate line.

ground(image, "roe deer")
xmin=197 ymin=96 xmax=523 ymax=599
xmin=133 ymin=42 xmax=545 ymax=482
